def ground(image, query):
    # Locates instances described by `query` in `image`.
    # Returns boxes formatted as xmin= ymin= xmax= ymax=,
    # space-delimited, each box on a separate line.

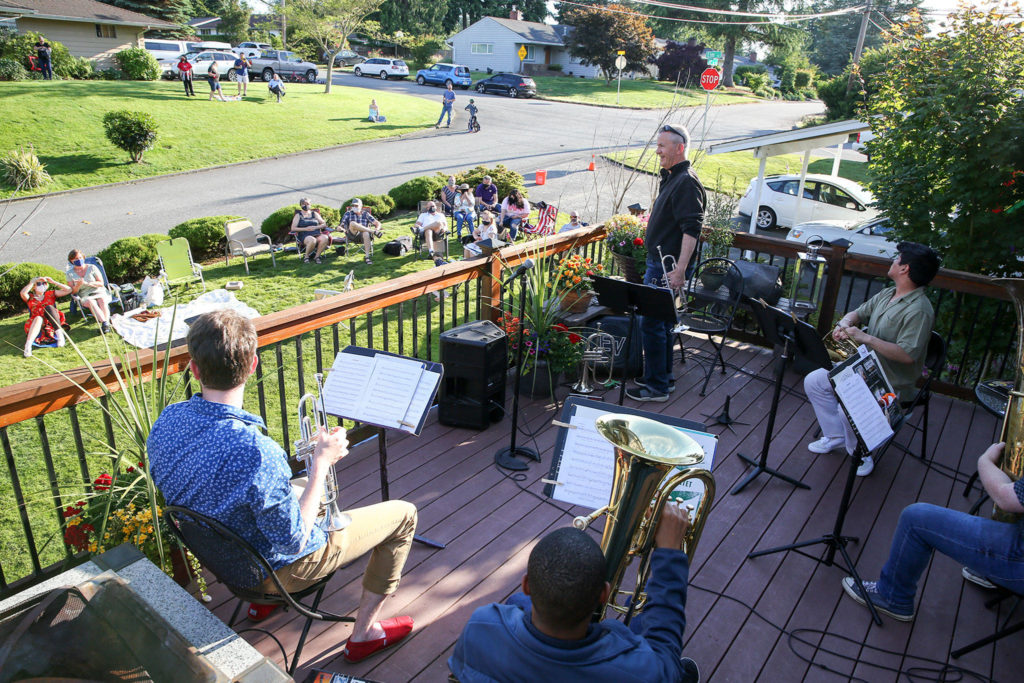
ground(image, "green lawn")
xmin=0 ymin=80 xmax=438 ymax=198
xmin=606 ymin=148 xmax=873 ymax=196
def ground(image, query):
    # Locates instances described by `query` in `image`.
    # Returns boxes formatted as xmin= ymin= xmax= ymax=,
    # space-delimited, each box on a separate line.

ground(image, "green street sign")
xmin=707 ymin=59 xmax=719 ymax=66
xmin=705 ymin=50 xmax=723 ymax=59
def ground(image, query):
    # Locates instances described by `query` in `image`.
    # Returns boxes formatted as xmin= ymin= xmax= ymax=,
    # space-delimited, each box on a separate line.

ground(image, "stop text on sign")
xmin=700 ymin=68 xmax=721 ymax=91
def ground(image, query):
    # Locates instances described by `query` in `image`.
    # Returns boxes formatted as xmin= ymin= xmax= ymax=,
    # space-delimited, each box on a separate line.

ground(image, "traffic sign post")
xmin=614 ymin=53 xmax=627 ymax=105
xmin=699 ymin=67 xmax=721 ymax=150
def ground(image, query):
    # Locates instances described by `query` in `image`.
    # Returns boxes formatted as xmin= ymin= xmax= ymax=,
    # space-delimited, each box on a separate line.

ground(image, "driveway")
xmin=2 ymin=83 xmax=823 ymax=269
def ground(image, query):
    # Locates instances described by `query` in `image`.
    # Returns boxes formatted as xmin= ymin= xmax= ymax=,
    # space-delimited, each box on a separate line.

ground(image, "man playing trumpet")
xmin=804 ymin=241 xmax=940 ymax=476
xmin=148 ymin=310 xmax=417 ymax=663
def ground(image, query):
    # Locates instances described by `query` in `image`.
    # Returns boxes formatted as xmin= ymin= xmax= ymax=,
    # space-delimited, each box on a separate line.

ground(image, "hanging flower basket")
xmin=612 ymin=252 xmax=644 ymax=284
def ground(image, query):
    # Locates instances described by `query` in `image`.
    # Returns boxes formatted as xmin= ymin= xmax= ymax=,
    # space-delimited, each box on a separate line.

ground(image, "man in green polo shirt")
xmin=804 ymin=241 xmax=941 ymax=477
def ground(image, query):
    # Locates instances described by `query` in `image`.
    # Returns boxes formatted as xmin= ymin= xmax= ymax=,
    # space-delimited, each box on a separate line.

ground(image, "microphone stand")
xmin=495 ymin=266 xmax=541 ymax=471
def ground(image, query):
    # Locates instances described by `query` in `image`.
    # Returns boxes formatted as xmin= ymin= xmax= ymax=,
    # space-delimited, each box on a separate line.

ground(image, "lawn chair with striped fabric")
xmin=156 ymin=237 xmax=206 ymax=296
xmin=522 ymin=202 xmax=558 ymax=236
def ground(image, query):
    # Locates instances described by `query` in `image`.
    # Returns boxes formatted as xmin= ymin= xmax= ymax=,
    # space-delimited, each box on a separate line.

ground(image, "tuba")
xmin=573 ymin=414 xmax=715 ymax=622
xmin=294 ymin=373 xmax=351 ymax=532
xmin=993 ymin=278 xmax=1024 ymax=522
xmin=572 ymin=322 xmax=616 ymax=395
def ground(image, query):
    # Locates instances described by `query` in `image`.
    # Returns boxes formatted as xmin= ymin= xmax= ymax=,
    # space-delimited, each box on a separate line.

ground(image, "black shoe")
xmin=434 ymin=256 xmax=449 ymax=266
xmin=625 ymin=386 xmax=669 ymax=403
xmin=100 ymin=321 xmax=111 ymax=334
xmin=634 ymin=377 xmax=676 ymax=393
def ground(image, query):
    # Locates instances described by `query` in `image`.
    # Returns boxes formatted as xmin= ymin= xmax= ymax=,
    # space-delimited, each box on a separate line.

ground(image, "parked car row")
xmin=159 ymin=49 xmax=319 ymax=82
xmin=408 ymin=63 xmax=537 ymax=98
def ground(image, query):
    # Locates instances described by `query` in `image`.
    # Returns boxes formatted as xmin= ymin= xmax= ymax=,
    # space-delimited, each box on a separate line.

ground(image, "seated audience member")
xmin=21 ymin=275 xmax=71 ymax=357
xmin=499 ymin=189 xmax=530 ymax=241
xmin=267 ymin=73 xmax=286 ymax=103
xmin=450 ymin=503 xmax=698 ymax=682
xmin=804 ymin=241 xmax=940 ymax=477
xmin=290 ymin=198 xmax=330 ymax=264
xmin=342 ymin=198 xmax=383 ymax=265
xmin=441 ymin=176 xmax=459 ymax=214
xmin=474 ymin=175 xmax=499 ymax=213
xmin=149 ymin=310 xmax=417 ymax=662
xmin=453 ymin=183 xmax=476 ymax=238
xmin=559 ymin=211 xmax=584 ymax=233
xmin=842 ymin=441 xmax=1024 ymax=621
xmin=463 ymin=210 xmax=499 ymax=258
xmin=412 ymin=200 xmax=448 ymax=262
xmin=66 ymin=249 xmax=112 ymax=334
xmin=368 ymin=99 xmax=382 ymax=122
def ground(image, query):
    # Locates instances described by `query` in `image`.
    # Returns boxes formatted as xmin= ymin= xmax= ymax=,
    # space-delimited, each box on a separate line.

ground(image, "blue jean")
xmin=639 ymin=260 xmax=675 ymax=394
xmin=40 ymin=58 xmax=52 ymax=80
xmin=502 ymin=216 xmax=521 ymax=240
xmin=437 ymin=103 xmax=452 ymax=125
xmin=454 ymin=210 xmax=474 ymax=237
xmin=877 ymin=502 xmax=1024 ymax=612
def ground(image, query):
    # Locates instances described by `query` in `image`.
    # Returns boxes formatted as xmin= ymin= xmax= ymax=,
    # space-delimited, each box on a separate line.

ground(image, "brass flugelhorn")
xmin=572 ymin=322 xmax=616 ymax=395
xmin=295 ymin=373 xmax=351 ymax=532
xmin=573 ymin=414 xmax=715 ymax=621
xmin=823 ymin=326 xmax=861 ymax=362
xmin=993 ymin=278 xmax=1024 ymax=523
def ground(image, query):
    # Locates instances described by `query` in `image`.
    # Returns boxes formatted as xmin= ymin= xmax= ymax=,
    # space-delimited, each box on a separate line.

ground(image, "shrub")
xmin=733 ymin=64 xmax=767 ymax=86
xmin=62 ymin=55 xmax=94 ymax=80
xmin=1 ymin=146 xmax=51 ymax=190
xmin=794 ymin=69 xmax=813 ymax=89
xmin=100 ymin=68 xmax=123 ymax=80
xmin=97 ymin=233 xmax=171 ymax=282
xmin=743 ymin=72 xmax=774 ymax=98
xmin=114 ymin=47 xmax=160 ymax=81
xmin=169 ymin=215 xmax=245 ymax=261
xmin=456 ymin=164 xmax=527 ymax=201
xmin=102 ymin=110 xmax=158 ymax=163
xmin=345 ymin=193 xmax=395 ymax=218
xmin=388 ymin=174 xmax=448 ymax=210
xmin=0 ymin=57 xmax=26 ymax=81
xmin=0 ymin=262 xmax=66 ymax=315
xmin=260 ymin=204 xmax=341 ymax=240
xmin=547 ymin=63 xmax=563 ymax=72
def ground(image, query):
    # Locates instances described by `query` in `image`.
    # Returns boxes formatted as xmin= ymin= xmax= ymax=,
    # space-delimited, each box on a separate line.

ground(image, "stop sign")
xmin=700 ymin=67 xmax=721 ymax=91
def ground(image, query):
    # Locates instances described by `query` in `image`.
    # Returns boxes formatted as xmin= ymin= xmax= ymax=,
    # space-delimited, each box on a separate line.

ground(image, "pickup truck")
xmin=233 ymin=42 xmax=271 ymax=59
xmin=250 ymin=50 xmax=319 ymax=83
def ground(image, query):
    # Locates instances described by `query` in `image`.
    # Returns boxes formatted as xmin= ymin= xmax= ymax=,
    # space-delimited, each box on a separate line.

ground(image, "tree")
xmin=376 ymin=0 xmax=448 ymax=35
xmin=816 ymin=43 xmax=894 ymax=120
xmin=216 ymin=0 xmax=251 ymax=45
xmin=654 ymin=38 xmax=707 ymax=86
xmin=866 ymin=4 xmax=1024 ymax=276
xmin=280 ymin=0 xmax=386 ymax=93
xmin=97 ymin=0 xmax=190 ymax=36
xmin=563 ymin=3 xmax=656 ymax=85
xmin=804 ymin=0 xmax=922 ymax=76
xmin=444 ymin=0 xmax=547 ymax=32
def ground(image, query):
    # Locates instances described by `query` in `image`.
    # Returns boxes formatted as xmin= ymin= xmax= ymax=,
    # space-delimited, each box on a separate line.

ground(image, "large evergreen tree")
xmin=443 ymin=0 xmax=547 ymax=33
xmin=376 ymin=0 xmax=448 ymax=34
xmin=98 ymin=0 xmax=191 ymax=35
xmin=216 ymin=0 xmax=251 ymax=44
xmin=693 ymin=0 xmax=802 ymax=87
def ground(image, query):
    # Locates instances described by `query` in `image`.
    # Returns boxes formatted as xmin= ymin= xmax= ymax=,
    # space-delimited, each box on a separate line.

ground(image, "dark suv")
xmin=474 ymin=73 xmax=537 ymax=98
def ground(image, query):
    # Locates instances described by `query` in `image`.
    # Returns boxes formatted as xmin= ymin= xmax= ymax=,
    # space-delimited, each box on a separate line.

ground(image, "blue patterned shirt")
xmin=148 ymin=395 xmax=327 ymax=570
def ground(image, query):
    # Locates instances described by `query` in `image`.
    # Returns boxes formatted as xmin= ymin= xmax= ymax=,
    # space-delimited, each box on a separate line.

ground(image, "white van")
xmin=186 ymin=40 xmax=232 ymax=52
xmin=143 ymin=39 xmax=190 ymax=63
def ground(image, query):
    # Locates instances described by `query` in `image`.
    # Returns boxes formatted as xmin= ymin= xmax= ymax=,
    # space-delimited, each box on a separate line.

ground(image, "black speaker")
xmin=439 ymin=320 xmax=507 ymax=429
xmin=590 ymin=314 xmax=643 ymax=378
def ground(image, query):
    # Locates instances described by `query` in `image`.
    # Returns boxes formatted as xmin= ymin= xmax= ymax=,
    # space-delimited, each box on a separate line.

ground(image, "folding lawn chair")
xmin=68 ymin=256 xmax=126 ymax=319
xmin=224 ymin=219 xmax=276 ymax=274
xmin=156 ymin=237 xmax=206 ymax=295
xmin=522 ymin=202 xmax=558 ymax=236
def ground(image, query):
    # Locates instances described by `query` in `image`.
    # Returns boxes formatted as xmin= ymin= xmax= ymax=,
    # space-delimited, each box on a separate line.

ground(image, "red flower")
xmin=63 ymin=506 xmax=80 ymax=518
xmin=632 ymin=237 xmax=644 ymax=246
xmin=553 ymin=323 xmax=568 ymax=332
xmin=63 ymin=523 xmax=92 ymax=552
xmin=568 ymin=333 xmax=583 ymax=344
xmin=586 ymin=270 xmax=593 ymax=276
xmin=93 ymin=473 xmax=112 ymax=491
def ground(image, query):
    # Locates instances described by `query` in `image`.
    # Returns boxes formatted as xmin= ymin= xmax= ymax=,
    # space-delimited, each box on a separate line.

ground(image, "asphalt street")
xmin=3 ymin=74 xmax=825 ymax=268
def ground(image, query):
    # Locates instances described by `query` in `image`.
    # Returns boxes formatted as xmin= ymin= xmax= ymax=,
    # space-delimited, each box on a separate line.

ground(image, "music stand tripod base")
xmin=702 ymin=394 xmax=748 ymax=432
xmin=495 ymin=446 xmax=541 ymax=471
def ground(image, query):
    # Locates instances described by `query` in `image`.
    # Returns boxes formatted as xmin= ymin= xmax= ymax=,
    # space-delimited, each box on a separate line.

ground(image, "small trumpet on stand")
xmin=295 ymin=373 xmax=351 ymax=531
xmin=572 ymin=323 xmax=616 ymax=396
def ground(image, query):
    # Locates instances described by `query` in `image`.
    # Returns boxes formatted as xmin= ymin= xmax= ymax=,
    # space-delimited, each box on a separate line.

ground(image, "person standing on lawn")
xmin=233 ymin=54 xmax=252 ymax=97
xmin=435 ymin=82 xmax=456 ymax=129
xmin=34 ymin=38 xmax=52 ymax=80
xmin=178 ymin=55 xmax=195 ymax=97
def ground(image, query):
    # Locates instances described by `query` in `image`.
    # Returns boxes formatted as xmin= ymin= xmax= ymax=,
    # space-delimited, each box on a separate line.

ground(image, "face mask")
xmin=35 ymin=283 xmax=47 ymax=293
xmin=482 ymin=221 xmax=492 ymax=226
xmin=301 ymin=205 xmax=310 ymax=210
xmin=428 ymin=207 xmax=436 ymax=214
xmin=72 ymin=259 xmax=84 ymax=267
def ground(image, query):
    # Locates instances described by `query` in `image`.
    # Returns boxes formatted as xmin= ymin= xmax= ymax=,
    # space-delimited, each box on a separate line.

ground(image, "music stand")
xmin=591 ymin=275 xmax=677 ymax=406
xmin=731 ymin=300 xmax=820 ymax=495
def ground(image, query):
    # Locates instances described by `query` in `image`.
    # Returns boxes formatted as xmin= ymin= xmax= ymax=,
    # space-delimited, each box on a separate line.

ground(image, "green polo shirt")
xmin=854 ymin=285 xmax=934 ymax=402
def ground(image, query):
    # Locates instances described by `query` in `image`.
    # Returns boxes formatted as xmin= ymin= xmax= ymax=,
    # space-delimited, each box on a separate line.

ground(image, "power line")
xmin=557 ymin=0 xmax=865 ymax=26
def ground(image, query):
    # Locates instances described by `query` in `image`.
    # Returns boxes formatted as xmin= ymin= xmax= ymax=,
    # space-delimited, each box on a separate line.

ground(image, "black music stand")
xmin=730 ymin=301 xmax=825 ymax=495
xmin=591 ymin=275 xmax=677 ymax=406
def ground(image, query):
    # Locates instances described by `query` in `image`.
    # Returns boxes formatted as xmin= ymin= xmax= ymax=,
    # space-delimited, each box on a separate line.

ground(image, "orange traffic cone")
xmin=587 ymin=155 xmax=595 ymax=171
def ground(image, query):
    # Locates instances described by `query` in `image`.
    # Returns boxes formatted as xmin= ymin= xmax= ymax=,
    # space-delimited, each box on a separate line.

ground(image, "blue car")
xmin=416 ymin=63 xmax=472 ymax=89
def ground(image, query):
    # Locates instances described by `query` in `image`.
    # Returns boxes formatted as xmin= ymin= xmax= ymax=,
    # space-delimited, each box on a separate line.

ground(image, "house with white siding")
xmin=0 ymin=0 xmax=176 ymax=69
xmin=450 ymin=9 xmax=603 ymax=79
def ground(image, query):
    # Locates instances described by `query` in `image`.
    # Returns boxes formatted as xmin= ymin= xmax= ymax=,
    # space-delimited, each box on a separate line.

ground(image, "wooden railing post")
xmin=482 ymin=255 xmax=503 ymax=324
xmin=817 ymin=242 xmax=849 ymax=337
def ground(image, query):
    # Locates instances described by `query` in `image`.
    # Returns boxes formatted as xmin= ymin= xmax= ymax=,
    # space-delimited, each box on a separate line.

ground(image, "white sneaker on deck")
xmin=808 ymin=436 xmax=845 ymax=454
xmin=856 ymin=455 xmax=875 ymax=477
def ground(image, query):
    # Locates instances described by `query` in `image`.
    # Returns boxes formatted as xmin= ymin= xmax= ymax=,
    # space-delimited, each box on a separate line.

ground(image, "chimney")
xmin=509 ymin=6 xmax=523 ymax=21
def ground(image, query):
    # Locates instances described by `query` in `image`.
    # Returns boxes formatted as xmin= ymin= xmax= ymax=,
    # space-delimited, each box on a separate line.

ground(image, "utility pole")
xmin=281 ymin=0 xmax=287 ymax=49
xmin=846 ymin=0 xmax=872 ymax=94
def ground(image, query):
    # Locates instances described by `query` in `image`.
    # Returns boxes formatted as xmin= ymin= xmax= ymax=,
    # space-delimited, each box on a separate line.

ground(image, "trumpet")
xmin=294 ymin=373 xmax=351 ymax=532
xmin=657 ymin=245 xmax=689 ymax=334
xmin=572 ymin=322 xmax=616 ymax=395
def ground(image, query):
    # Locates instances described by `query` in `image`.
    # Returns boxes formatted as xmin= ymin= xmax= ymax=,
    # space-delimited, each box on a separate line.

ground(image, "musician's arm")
xmin=296 ymin=461 xmax=329 ymax=546
xmin=844 ymin=327 xmax=916 ymax=364
xmin=979 ymin=442 xmax=1024 ymax=514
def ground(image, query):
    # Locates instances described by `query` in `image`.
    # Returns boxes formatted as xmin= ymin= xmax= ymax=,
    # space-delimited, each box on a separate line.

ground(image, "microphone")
xmin=501 ymin=258 xmax=535 ymax=286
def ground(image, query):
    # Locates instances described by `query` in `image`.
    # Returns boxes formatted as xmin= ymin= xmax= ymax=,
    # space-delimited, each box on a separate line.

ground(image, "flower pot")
xmin=612 ymin=252 xmax=644 ymax=284
xmin=699 ymin=269 xmax=727 ymax=292
xmin=559 ymin=290 xmax=593 ymax=314
xmin=518 ymin=360 xmax=558 ymax=399
xmin=169 ymin=546 xmax=191 ymax=588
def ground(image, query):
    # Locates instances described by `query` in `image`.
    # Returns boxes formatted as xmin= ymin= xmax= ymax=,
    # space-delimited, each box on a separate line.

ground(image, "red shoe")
xmin=343 ymin=616 xmax=414 ymax=663
xmin=247 ymin=602 xmax=279 ymax=622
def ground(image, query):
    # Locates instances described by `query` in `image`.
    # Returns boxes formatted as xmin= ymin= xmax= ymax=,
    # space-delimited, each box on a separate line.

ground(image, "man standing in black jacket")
xmin=627 ymin=124 xmax=706 ymax=402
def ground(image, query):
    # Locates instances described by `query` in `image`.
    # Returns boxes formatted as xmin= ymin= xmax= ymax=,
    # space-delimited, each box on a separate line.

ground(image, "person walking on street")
xmin=35 ymin=38 xmax=52 ymax=80
xmin=626 ymin=124 xmax=706 ymax=403
xmin=435 ymin=83 xmax=455 ymax=129
xmin=178 ymin=55 xmax=195 ymax=97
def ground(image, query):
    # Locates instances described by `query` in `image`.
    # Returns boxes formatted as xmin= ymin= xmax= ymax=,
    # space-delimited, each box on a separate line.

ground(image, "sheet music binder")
xmin=827 ymin=349 xmax=902 ymax=452
xmin=321 ymin=346 xmax=443 ymax=436
xmin=543 ymin=396 xmax=714 ymax=509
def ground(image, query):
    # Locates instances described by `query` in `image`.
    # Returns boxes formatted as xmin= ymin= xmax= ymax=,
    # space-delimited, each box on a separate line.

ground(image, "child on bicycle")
xmin=465 ymin=99 xmax=480 ymax=133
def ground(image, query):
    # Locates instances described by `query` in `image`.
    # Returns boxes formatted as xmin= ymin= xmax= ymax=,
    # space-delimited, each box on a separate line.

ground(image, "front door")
xmin=544 ymin=47 xmax=551 ymax=65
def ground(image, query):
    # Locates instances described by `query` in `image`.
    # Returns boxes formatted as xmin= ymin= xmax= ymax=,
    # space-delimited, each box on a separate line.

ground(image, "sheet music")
xmin=360 ymin=355 xmax=424 ymax=429
xmin=322 ymin=352 xmax=375 ymax=420
xmin=551 ymin=405 xmax=617 ymax=509
xmin=322 ymin=350 xmax=437 ymax=433
xmin=402 ymin=369 xmax=441 ymax=432
xmin=834 ymin=371 xmax=893 ymax=450
xmin=668 ymin=427 xmax=717 ymax=508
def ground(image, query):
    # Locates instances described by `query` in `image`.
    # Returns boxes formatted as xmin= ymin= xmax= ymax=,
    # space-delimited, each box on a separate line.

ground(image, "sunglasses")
xmin=660 ymin=124 xmax=689 ymax=144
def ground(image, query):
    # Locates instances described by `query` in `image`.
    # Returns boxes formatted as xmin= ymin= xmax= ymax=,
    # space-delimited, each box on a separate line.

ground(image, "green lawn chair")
xmin=156 ymin=237 xmax=205 ymax=295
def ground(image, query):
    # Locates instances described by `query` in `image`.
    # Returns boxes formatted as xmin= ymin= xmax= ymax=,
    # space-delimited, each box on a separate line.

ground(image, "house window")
xmin=521 ymin=45 xmax=535 ymax=61
xmin=95 ymin=24 xmax=117 ymax=38
xmin=471 ymin=43 xmax=493 ymax=54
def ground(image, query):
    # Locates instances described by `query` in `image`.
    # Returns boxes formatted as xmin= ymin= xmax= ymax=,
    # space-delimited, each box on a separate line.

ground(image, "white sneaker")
xmin=23 ymin=347 xmax=32 ymax=358
xmin=856 ymin=455 xmax=875 ymax=477
xmin=962 ymin=566 xmax=997 ymax=589
xmin=808 ymin=436 xmax=845 ymax=454
xmin=55 ymin=329 xmax=66 ymax=347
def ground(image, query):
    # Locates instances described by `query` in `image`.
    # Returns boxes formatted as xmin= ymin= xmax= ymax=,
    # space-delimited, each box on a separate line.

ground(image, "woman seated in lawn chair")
xmin=290 ymin=197 xmax=331 ymax=264
xmin=21 ymin=275 xmax=71 ymax=358
xmin=66 ymin=249 xmax=114 ymax=334
xmin=499 ymin=189 xmax=530 ymax=241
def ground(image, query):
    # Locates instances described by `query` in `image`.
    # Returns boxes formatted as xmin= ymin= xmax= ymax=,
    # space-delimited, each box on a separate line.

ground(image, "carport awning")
xmin=708 ymin=119 xmax=871 ymax=232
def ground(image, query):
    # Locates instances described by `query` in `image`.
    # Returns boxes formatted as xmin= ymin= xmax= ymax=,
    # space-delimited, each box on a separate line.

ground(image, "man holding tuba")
xmin=804 ymin=242 xmax=940 ymax=477
xmin=449 ymin=503 xmax=699 ymax=682
xmin=148 ymin=310 xmax=418 ymax=663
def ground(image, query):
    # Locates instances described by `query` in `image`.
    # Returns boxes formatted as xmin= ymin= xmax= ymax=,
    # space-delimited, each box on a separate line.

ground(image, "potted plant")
xmin=604 ymin=214 xmax=646 ymax=283
xmin=548 ymin=254 xmax=604 ymax=313
xmin=698 ymin=176 xmax=738 ymax=290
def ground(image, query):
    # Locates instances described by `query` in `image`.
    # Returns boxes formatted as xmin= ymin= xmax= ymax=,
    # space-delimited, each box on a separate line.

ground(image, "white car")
xmin=785 ymin=215 xmax=898 ymax=259
xmin=737 ymin=174 xmax=878 ymax=230
xmin=169 ymin=51 xmax=239 ymax=79
xmin=353 ymin=57 xmax=409 ymax=80
xmin=233 ymin=42 xmax=272 ymax=59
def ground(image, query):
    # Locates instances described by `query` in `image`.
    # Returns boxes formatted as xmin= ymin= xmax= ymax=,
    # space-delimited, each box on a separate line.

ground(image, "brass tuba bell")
xmin=573 ymin=414 xmax=715 ymax=621
xmin=993 ymin=278 xmax=1024 ymax=523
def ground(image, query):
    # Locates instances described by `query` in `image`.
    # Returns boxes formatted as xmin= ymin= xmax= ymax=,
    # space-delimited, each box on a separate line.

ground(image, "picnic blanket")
xmin=110 ymin=289 xmax=260 ymax=348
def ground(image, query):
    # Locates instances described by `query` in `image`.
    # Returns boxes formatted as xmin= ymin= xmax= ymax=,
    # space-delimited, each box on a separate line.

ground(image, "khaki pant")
xmin=266 ymin=500 xmax=417 ymax=596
